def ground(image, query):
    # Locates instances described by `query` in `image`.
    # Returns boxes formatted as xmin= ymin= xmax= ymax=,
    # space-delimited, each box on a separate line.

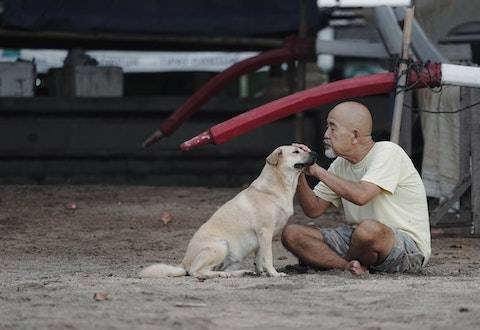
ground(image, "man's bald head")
xmin=329 ymin=101 xmax=372 ymax=137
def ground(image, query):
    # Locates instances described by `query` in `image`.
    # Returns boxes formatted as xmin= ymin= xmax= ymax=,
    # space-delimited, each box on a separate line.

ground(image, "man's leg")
xmin=282 ymin=221 xmax=396 ymax=275
xmin=345 ymin=220 xmax=395 ymax=275
xmin=281 ymin=224 xmax=349 ymax=270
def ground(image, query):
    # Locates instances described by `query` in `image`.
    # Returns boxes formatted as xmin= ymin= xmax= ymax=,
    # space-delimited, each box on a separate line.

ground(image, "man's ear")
xmin=352 ymin=129 xmax=360 ymax=143
xmin=266 ymin=149 xmax=282 ymax=166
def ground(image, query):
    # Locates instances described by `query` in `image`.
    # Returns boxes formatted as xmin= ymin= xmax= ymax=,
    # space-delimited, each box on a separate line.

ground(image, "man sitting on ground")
xmin=282 ymin=101 xmax=430 ymax=275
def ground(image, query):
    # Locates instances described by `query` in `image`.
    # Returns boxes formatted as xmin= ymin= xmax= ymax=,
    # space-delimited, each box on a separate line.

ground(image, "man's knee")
xmin=352 ymin=220 xmax=388 ymax=245
xmin=281 ymin=224 xmax=301 ymax=248
xmin=281 ymin=224 xmax=324 ymax=250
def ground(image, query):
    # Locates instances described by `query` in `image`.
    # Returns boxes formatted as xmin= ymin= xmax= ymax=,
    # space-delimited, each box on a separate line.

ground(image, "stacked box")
xmin=48 ymin=66 xmax=123 ymax=97
xmin=0 ymin=62 xmax=35 ymax=96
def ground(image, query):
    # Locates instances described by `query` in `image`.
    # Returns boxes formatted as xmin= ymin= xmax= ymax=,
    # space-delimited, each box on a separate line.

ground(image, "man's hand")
xmin=292 ymin=143 xmax=321 ymax=177
xmin=305 ymin=163 xmax=322 ymax=177
xmin=291 ymin=143 xmax=311 ymax=152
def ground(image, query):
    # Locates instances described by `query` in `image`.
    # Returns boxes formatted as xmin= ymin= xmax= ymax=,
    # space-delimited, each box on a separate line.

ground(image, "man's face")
xmin=323 ymin=111 xmax=353 ymax=159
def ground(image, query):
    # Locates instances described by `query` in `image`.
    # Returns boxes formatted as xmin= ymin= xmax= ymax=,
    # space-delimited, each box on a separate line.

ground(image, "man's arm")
xmin=296 ymin=173 xmax=331 ymax=218
xmin=308 ymin=164 xmax=381 ymax=206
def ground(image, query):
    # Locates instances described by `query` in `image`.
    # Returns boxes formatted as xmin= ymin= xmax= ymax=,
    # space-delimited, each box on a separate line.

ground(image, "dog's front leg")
xmin=254 ymin=250 xmax=264 ymax=274
xmin=256 ymin=229 xmax=286 ymax=277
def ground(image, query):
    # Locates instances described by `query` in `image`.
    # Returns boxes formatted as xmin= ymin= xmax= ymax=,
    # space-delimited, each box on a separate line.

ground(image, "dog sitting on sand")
xmin=140 ymin=145 xmax=316 ymax=279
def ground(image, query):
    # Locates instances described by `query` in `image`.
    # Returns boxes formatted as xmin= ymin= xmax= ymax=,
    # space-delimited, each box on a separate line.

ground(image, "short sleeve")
xmin=312 ymin=159 xmax=342 ymax=207
xmin=361 ymin=145 xmax=402 ymax=193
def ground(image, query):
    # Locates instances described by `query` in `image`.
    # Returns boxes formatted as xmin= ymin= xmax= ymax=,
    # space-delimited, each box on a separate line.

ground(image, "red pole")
xmin=180 ymin=62 xmax=441 ymax=151
xmin=142 ymin=36 xmax=313 ymax=148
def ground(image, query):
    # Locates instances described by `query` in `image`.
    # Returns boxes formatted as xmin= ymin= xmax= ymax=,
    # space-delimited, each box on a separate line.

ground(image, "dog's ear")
xmin=266 ymin=148 xmax=282 ymax=166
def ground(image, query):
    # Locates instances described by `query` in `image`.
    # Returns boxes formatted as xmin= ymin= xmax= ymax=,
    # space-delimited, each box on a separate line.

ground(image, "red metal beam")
xmin=180 ymin=62 xmax=442 ymax=151
xmin=142 ymin=36 xmax=314 ymax=148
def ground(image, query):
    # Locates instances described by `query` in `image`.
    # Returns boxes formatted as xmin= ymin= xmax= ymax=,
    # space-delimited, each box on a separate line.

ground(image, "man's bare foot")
xmin=345 ymin=260 xmax=368 ymax=275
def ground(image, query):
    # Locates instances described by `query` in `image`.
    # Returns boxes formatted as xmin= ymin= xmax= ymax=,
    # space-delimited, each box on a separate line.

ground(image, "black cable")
xmin=395 ymin=60 xmax=443 ymax=95
xmin=390 ymin=60 xmax=480 ymax=114
xmin=392 ymin=60 xmax=479 ymax=113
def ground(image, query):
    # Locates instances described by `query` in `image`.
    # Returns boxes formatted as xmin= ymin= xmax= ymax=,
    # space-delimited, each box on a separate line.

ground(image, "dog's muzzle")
xmin=294 ymin=151 xmax=317 ymax=169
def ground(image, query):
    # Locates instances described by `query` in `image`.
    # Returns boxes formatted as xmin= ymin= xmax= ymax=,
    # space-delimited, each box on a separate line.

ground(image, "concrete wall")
xmin=0 ymin=95 xmax=391 ymax=186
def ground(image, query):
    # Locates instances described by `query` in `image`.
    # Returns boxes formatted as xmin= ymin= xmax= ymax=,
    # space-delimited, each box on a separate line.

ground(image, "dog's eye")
xmin=293 ymin=150 xmax=300 ymax=154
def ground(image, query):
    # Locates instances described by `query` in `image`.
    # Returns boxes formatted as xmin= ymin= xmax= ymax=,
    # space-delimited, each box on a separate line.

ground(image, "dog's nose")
xmin=309 ymin=151 xmax=318 ymax=161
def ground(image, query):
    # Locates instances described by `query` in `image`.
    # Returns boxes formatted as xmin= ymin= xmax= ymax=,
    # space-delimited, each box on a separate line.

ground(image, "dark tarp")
xmin=2 ymin=0 xmax=321 ymax=36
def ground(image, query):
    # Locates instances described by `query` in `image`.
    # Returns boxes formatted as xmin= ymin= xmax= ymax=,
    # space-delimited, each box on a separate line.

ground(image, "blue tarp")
xmin=2 ymin=0 xmax=321 ymax=36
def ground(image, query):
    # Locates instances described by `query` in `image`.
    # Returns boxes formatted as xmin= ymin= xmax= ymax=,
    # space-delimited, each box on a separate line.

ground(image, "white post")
xmin=390 ymin=6 xmax=415 ymax=144
xmin=441 ymin=64 xmax=480 ymax=88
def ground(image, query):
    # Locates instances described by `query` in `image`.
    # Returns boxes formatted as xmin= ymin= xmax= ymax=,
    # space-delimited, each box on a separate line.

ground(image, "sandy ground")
xmin=1 ymin=184 xmax=480 ymax=330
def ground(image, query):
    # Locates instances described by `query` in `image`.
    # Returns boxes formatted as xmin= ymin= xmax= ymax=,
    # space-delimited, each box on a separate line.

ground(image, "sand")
xmin=1 ymin=185 xmax=479 ymax=329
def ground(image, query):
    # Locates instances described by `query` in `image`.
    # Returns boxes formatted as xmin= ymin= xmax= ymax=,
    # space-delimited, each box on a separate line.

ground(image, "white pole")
xmin=318 ymin=0 xmax=411 ymax=7
xmin=390 ymin=6 xmax=415 ymax=144
xmin=441 ymin=64 xmax=480 ymax=88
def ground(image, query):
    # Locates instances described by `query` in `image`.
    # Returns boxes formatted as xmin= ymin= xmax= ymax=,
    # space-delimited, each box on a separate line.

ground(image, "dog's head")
xmin=266 ymin=145 xmax=317 ymax=172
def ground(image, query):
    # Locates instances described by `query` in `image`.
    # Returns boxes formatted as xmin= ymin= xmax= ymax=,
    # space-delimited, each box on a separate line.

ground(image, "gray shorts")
xmin=319 ymin=224 xmax=425 ymax=273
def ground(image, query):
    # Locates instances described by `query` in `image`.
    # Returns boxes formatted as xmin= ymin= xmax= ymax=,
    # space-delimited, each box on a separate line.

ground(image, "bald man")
xmin=282 ymin=101 xmax=430 ymax=275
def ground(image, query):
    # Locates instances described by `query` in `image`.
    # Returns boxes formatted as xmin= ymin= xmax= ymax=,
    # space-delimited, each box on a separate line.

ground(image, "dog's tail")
xmin=140 ymin=263 xmax=187 ymax=278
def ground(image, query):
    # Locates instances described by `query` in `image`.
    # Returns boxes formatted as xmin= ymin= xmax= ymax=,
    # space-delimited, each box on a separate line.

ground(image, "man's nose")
xmin=324 ymin=128 xmax=330 ymax=138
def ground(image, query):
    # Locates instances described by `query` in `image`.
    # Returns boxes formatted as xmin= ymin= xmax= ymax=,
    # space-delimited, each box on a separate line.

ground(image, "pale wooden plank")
xmin=471 ymin=88 xmax=480 ymax=233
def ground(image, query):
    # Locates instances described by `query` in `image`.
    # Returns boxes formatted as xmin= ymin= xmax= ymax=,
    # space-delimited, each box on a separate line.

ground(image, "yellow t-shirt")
xmin=313 ymin=141 xmax=431 ymax=264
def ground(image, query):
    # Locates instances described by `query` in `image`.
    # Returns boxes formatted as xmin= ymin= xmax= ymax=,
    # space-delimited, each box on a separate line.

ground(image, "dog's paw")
xmin=273 ymin=272 xmax=287 ymax=277
xmin=267 ymin=270 xmax=287 ymax=277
